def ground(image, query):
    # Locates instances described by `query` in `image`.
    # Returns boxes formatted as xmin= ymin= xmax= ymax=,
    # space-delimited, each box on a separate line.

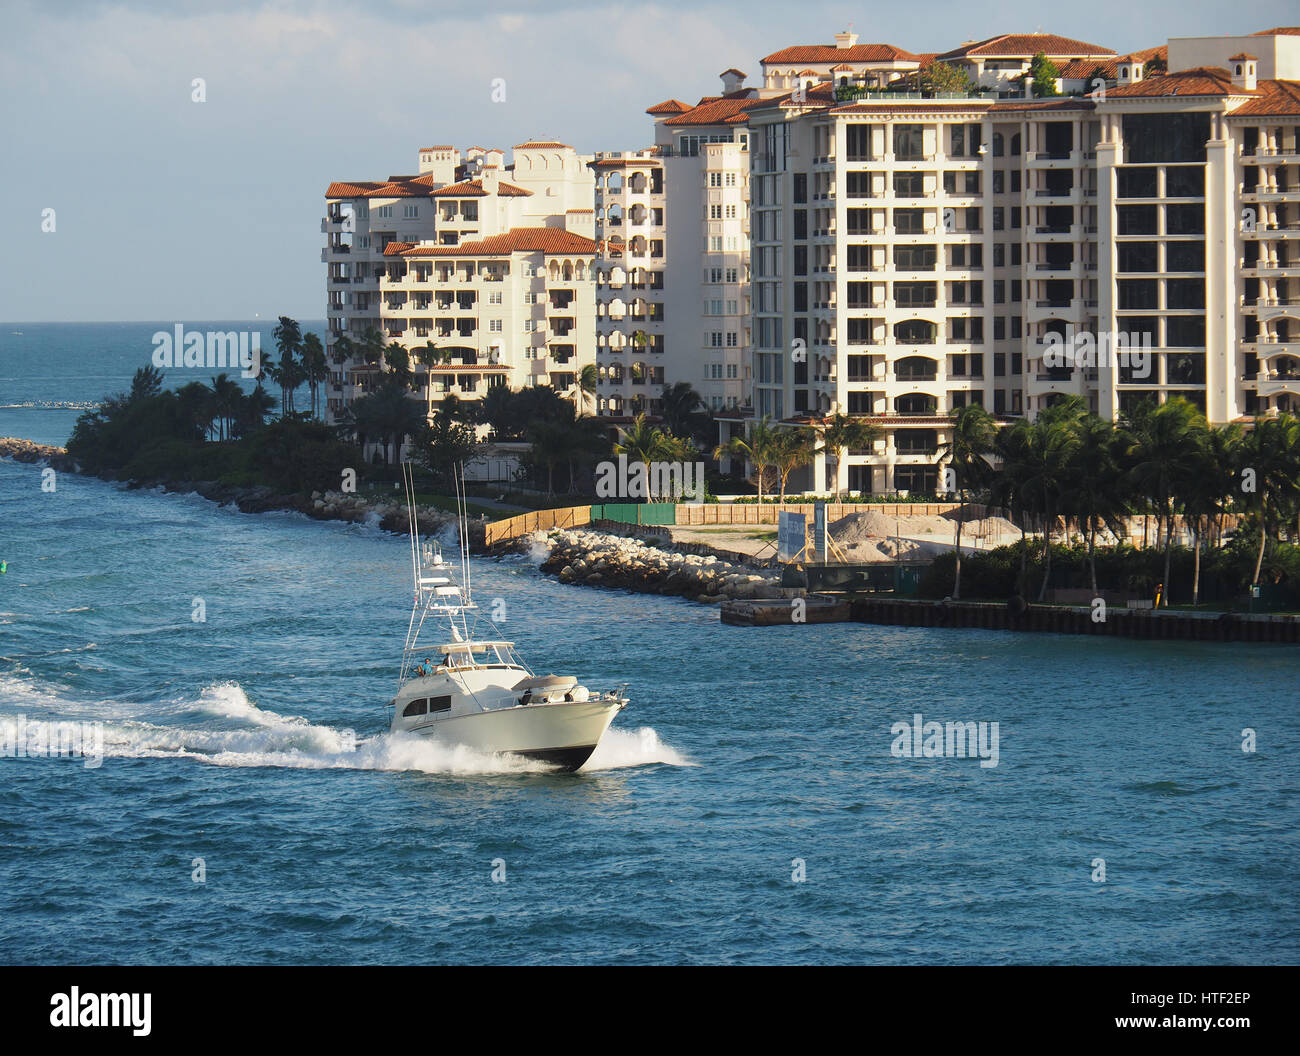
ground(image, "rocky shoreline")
xmin=5 ymin=436 xmax=775 ymax=597
xmin=536 ymin=528 xmax=785 ymax=604
xmin=0 ymin=435 xmax=474 ymax=542
xmin=0 ymin=437 xmax=77 ymax=470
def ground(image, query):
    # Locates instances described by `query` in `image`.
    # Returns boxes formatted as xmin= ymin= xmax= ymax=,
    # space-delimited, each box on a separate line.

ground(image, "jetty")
xmin=718 ymin=595 xmax=1300 ymax=643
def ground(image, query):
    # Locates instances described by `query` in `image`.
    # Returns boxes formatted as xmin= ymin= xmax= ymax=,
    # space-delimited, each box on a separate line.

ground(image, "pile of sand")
xmin=828 ymin=508 xmax=1022 ymax=556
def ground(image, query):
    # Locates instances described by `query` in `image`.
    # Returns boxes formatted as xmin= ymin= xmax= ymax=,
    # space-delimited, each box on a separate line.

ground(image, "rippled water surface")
xmin=1 ymin=456 xmax=1298 ymax=964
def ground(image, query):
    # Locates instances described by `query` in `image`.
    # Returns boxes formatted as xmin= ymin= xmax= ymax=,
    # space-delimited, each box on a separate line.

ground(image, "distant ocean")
xmin=0 ymin=321 xmax=326 ymax=447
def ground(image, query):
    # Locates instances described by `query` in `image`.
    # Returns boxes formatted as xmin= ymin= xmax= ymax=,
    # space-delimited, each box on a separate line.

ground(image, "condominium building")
xmin=323 ymin=143 xmax=598 ymax=422
xmin=590 ymin=150 xmax=668 ymax=416
xmin=742 ymin=26 xmax=1300 ymax=495
xmin=318 ymin=25 xmax=1300 ymax=498
xmin=591 ymin=76 xmax=757 ymax=423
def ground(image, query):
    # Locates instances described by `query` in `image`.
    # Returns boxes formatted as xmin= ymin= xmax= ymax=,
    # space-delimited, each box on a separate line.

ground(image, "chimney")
xmin=1230 ymin=54 xmax=1258 ymax=91
xmin=1117 ymin=56 xmax=1144 ymax=85
xmin=834 ymin=29 xmax=858 ymax=50
xmin=480 ymin=167 xmax=498 ymax=194
xmin=720 ymin=68 xmax=747 ymax=94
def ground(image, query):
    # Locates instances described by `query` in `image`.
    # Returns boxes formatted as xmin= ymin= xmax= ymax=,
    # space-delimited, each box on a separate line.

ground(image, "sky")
xmin=1 ymin=0 xmax=1289 ymax=322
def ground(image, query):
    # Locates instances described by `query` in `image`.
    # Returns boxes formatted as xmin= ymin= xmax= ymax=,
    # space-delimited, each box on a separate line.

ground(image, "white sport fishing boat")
xmin=387 ymin=463 xmax=627 ymax=771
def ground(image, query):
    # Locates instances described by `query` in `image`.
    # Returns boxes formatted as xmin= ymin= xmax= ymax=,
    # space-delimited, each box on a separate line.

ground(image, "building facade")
xmin=321 ymin=26 xmax=1300 ymax=496
xmin=323 ymin=143 xmax=597 ymax=424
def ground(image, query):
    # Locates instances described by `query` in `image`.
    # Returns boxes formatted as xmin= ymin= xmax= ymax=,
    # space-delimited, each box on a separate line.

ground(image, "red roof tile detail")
xmin=762 ymin=43 xmax=921 ymax=64
xmin=1106 ymin=66 xmax=1254 ymax=98
xmin=1230 ymin=79 xmax=1300 ymax=116
xmin=938 ymin=32 xmax=1115 ymax=60
xmin=397 ymin=228 xmax=600 ymax=257
xmin=646 ymin=99 xmax=692 ymax=114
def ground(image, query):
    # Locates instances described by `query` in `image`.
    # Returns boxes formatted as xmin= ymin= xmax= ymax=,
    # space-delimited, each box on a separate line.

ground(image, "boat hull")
xmin=401 ymin=698 xmax=622 ymax=772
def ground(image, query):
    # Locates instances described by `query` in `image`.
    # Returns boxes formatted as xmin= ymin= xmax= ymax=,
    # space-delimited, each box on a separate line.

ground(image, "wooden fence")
xmin=483 ymin=505 xmax=591 ymax=547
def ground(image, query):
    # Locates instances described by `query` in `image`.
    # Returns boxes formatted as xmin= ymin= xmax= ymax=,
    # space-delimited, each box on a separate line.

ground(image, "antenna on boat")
xmin=403 ymin=460 xmax=421 ymax=596
xmin=454 ymin=461 xmax=472 ymax=604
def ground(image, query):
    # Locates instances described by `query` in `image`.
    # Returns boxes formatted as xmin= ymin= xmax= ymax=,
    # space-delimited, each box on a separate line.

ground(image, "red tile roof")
xmin=1229 ymin=79 xmax=1300 ymax=116
xmin=646 ymin=99 xmax=691 ymax=114
xmin=396 ymin=228 xmax=600 ymax=257
xmin=663 ymin=95 xmax=765 ymax=126
xmin=1254 ymin=27 xmax=1300 ymax=36
xmin=938 ymin=32 xmax=1115 ymax=60
xmin=428 ymin=178 xmax=532 ymax=197
xmin=762 ymin=43 xmax=921 ymax=64
xmin=515 ymin=141 xmax=572 ymax=149
xmin=1058 ymin=46 xmax=1165 ymax=80
xmin=1106 ymin=66 xmax=1253 ymax=99
xmin=420 ymin=145 xmax=454 ymax=151
xmin=721 ymin=67 xmax=748 ymax=77
xmin=990 ymin=98 xmax=1097 ymax=113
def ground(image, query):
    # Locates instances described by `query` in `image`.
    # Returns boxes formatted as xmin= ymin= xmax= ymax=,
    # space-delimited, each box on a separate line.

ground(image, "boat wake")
xmin=0 ymin=678 xmax=687 ymax=776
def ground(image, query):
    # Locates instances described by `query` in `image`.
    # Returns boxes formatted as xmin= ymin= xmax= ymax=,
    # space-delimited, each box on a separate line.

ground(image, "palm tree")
xmin=715 ymin=416 xmax=780 ymax=504
xmin=1237 ymin=412 xmax=1300 ymax=592
xmin=1061 ymin=414 xmax=1131 ymax=596
xmin=613 ymin=413 xmax=679 ymax=502
xmin=272 ymin=316 xmax=304 ymax=415
xmin=815 ymin=412 xmax=880 ymax=500
xmin=301 ymin=332 xmax=328 ymax=418
xmin=579 ymin=364 xmax=598 ymax=416
xmin=1023 ymin=398 xmax=1087 ymax=600
xmin=349 ymin=378 xmax=426 ymax=464
xmin=384 ymin=343 xmax=414 ymax=389
xmin=659 ymin=381 xmax=710 ymax=445
xmin=359 ymin=327 xmax=386 ymax=368
xmin=936 ymin=404 xmax=997 ymax=599
xmin=991 ymin=419 xmax=1035 ymax=593
xmin=1183 ymin=425 xmax=1239 ymax=606
xmin=1124 ymin=397 xmax=1206 ymax=606
xmin=206 ymin=373 xmax=243 ymax=442
xmin=772 ymin=427 xmax=816 ymax=503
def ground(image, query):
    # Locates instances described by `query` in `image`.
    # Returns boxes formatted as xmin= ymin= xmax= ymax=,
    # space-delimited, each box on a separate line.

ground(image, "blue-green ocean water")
xmin=0 ymin=326 xmax=1298 ymax=965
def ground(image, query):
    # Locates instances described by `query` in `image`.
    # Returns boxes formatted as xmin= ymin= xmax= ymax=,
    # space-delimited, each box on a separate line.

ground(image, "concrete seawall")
xmin=719 ymin=595 xmax=1300 ymax=643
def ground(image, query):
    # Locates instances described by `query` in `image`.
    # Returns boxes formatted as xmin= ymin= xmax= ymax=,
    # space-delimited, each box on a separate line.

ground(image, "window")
xmin=894 ymin=245 xmax=936 ymax=271
xmin=893 ymin=124 xmax=924 ymax=161
xmin=489 ymin=319 xmax=502 ymax=332
xmin=1165 ymin=204 xmax=1204 ymax=235
xmin=1123 ymin=113 xmax=1210 ymax=164
xmin=1166 ymin=242 xmax=1204 ymax=271
xmin=428 ymin=695 xmax=451 ymax=714
xmin=1117 ymin=167 xmax=1158 ymax=198
xmin=1116 ymin=205 xmax=1158 ymax=235
xmin=402 ymin=698 xmax=428 ymax=717
xmin=894 ymin=208 xmax=926 ymax=234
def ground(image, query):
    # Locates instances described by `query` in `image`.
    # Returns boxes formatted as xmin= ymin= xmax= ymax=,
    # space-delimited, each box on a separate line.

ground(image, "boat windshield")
xmin=442 ymin=642 xmax=523 ymax=670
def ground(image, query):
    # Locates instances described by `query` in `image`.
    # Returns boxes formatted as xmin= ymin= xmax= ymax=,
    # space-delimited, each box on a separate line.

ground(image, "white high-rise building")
xmin=742 ymin=25 xmax=1300 ymax=496
xmin=323 ymin=143 xmax=598 ymax=422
